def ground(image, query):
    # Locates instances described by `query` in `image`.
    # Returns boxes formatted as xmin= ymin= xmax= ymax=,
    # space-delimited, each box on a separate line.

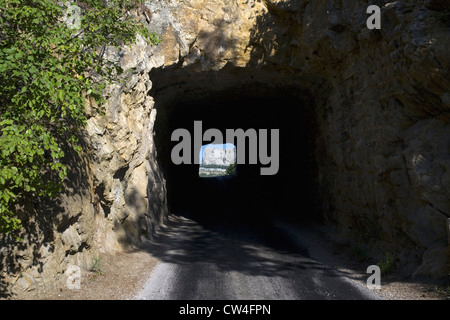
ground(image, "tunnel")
xmin=151 ymin=65 xmax=323 ymax=231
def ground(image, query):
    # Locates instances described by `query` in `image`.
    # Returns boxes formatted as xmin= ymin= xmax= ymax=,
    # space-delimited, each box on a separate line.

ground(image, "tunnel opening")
xmin=151 ymin=67 xmax=323 ymax=232
xmin=199 ymin=143 xmax=237 ymax=178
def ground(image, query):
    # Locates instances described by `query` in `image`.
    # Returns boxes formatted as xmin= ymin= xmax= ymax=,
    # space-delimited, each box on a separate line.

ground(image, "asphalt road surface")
xmin=134 ymin=215 xmax=379 ymax=300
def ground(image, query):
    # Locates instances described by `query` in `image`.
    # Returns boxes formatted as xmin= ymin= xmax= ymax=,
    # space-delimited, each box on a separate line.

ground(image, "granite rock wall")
xmin=2 ymin=0 xmax=449 ymax=298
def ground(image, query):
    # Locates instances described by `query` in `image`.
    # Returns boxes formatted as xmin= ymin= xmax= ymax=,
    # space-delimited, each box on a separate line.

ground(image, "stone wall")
xmin=146 ymin=0 xmax=449 ymax=277
xmin=294 ymin=0 xmax=450 ymax=278
xmin=1 ymin=0 xmax=449 ymax=298
xmin=146 ymin=0 xmax=449 ymax=278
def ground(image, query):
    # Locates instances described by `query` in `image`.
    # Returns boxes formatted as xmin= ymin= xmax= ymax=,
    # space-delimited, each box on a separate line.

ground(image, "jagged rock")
xmin=2 ymin=0 xmax=449 ymax=297
xmin=202 ymin=146 xmax=236 ymax=166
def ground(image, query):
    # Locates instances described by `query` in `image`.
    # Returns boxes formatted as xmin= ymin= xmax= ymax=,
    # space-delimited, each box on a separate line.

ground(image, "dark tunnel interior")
xmin=153 ymin=84 xmax=322 ymax=230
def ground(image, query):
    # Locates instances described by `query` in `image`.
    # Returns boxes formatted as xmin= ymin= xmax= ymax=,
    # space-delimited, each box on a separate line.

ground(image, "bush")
xmin=89 ymin=256 xmax=103 ymax=275
xmin=225 ymin=163 xmax=236 ymax=175
xmin=0 ymin=0 xmax=160 ymax=238
xmin=378 ymin=252 xmax=395 ymax=276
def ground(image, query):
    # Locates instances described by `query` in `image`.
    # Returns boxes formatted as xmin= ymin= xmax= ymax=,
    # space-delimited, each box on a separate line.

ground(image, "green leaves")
xmin=0 ymin=0 xmax=160 ymax=236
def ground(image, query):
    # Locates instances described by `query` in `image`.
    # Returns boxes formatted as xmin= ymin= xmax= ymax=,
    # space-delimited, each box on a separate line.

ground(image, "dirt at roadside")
xmin=318 ymin=239 xmax=449 ymax=300
xmin=40 ymin=248 xmax=158 ymax=300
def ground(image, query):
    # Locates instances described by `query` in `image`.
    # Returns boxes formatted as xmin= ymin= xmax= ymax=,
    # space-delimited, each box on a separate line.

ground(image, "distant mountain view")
xmin=199 ymin=144 xmax=236 ymax=178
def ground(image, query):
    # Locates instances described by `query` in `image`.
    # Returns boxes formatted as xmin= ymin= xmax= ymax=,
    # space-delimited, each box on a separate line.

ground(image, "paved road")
xmin=135 ymin=215 xmax=379 ymax=300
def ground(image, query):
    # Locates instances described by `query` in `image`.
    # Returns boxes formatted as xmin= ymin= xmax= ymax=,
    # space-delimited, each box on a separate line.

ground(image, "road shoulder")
xmin=273 ymin=218 xmax=449 ymax=300
xmin=36 ymin=248 xmax=159 ymax=300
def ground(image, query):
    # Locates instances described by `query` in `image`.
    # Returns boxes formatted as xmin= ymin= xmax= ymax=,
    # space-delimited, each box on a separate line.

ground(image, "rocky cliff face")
xmin=202 ymin=146 xmax=236 ymax=166
xmin=2 ymin=0 xmax=449 ymax=297
xmin=128 ymin=0 xmax=450 ymax=278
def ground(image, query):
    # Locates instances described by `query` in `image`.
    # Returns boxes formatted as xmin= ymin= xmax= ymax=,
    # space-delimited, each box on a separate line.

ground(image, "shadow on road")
xmin=140 ymin=213 xmax=337 ymax=280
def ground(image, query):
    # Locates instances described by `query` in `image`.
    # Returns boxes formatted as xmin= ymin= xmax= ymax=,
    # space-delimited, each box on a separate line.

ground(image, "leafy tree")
xmin=225 ymin=163 xmax=236 ymax=175
xmin=0 ymin=0 xmax=160 ymax=237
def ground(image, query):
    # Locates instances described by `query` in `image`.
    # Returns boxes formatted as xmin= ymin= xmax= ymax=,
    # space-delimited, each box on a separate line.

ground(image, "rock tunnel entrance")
xmin=151 ymin=66 xmax=323 ymax=229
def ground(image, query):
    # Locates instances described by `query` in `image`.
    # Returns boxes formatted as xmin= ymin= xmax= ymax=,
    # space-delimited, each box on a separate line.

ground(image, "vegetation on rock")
xmin=0 ymin=0 xmax=160 ymax=237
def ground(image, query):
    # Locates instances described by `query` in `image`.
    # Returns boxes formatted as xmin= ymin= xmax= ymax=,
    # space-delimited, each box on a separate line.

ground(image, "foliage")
xmin=89 ymin=256 xmax=103 ymax=275
xmin=200 ymin=164 xmax=229 ymax=169
xmin=225 ymin=163 xmax=236 ymax=175
xmin=433 ymin=285 xmax=450 ymax=298
xmin=378 ymin=252 xmax=395 ymax=276
xmin=0 ymin=0 xmax=160 ymax=237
